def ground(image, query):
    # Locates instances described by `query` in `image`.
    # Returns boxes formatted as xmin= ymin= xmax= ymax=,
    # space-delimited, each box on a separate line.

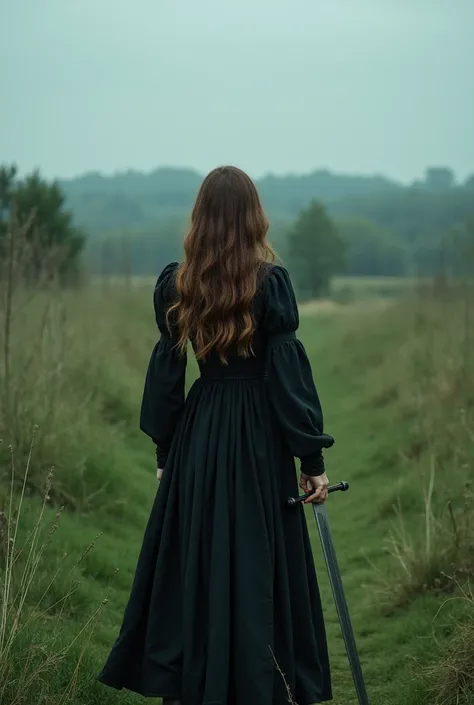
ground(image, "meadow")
xmin=0 ymin=273 xmax=473 ymax=705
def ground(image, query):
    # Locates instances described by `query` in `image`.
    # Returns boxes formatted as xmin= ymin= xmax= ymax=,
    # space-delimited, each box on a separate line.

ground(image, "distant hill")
xmin=60 ymin=167 xmax=401 ymax=234
xmin=258 ymin=170 xmax=400 ymax=219
xmin=58 ymin=165 xmax=473 ymax=278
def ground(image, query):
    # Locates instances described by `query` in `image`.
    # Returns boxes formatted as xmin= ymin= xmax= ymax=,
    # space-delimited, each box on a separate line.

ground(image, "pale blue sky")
xmin=1 ymin=0 xmax=473 ymax=182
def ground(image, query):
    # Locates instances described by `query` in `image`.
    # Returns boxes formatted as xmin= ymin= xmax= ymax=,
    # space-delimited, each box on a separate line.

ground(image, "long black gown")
xmin=98 ymin=262 xmax=334 ymax=705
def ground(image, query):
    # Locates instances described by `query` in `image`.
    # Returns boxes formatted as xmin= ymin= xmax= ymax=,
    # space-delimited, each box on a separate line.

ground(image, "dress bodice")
xmin=140 ymin=261 xmax=333 ymax=473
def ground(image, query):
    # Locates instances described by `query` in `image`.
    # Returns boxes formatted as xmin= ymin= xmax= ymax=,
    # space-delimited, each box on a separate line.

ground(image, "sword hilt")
xmin=287 ymin=481 xmax=349 ymax=506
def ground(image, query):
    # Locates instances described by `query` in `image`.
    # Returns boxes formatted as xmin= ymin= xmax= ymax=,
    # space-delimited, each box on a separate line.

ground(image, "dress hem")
xmin=97 ymin=674 xmax=332 ymax=703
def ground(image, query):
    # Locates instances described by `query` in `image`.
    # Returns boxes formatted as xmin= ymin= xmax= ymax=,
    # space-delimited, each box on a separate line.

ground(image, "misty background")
xmin=2 ymin=0 xmax=474 ymax=181
xmin=3 ymin=0 xmax=474 ymax=285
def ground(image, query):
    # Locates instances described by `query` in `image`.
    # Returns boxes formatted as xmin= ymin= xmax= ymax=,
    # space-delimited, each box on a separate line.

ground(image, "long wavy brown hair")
xmin=168 ymin=166 xmax=275 ymax=361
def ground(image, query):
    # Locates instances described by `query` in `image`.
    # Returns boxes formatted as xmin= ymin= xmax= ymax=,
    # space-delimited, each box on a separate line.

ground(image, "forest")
xmin=2 ymin=163 xmax=472 ymax=291
xmin=58 ymin=166 xmax=474 ymax=280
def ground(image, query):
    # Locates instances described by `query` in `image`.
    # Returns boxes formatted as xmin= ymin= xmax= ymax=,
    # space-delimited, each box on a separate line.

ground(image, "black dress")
xmin=98 ymin=263 xmax=334 ymax=705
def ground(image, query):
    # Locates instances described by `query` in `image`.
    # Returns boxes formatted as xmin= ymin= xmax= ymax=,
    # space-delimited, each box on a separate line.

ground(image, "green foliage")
xmin=61 ymin=167 xmax=397 ymax=234
xmin=330 ymin=181 xmax=474 ymax=252
xmin=85 ymin=220 xmax=184 ymax=277
xmin=423 ymin=167 xmax=456 ymax=190
xmin=413 ymin=217 xmax=474 ymax=278
xmin=54 ymin=165 xmax=474 ymax=279
xmin=453 ymin=218 xmax=474 ymax=275
xmin=336 ymin=218 xmax=408 ymax=276
xmin=0 ymin=165 xmax=17 ymax=222
xmin=83 ymin=217 xmax=291 ymax=278
xmin=0 ymin=164 xmax=85 ymax=280
xmin=288 ymin=200 xmax=345 ymax=298
xmin=61 ymin=167 xmax=202 ymax=235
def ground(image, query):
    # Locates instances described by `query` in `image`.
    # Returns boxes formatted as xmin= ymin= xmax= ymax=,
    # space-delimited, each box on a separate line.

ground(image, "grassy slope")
xmin=300 ymin=300 xmax=473 ymax=705
xmin=1 ymin=285 xmax=473 ymax=704
xmin=301 ymin=310 xmax=445 ymax=705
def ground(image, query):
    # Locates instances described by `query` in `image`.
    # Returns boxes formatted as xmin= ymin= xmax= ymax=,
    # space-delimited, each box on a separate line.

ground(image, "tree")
xmin=0 ymin=164 xmax=17 ymax=228
xmin=424 ymin=167 xmax=455 ymax=190
xmin=287 ymin=200 xmax=345 ymax=299
xmin=451 ymin=218 xmax=474 ymax=276
xmin=465 ymin=174 xmax=474 ymax=190
xmin=0 ymin=166 xmax=86 ymax=280
xmin=336 ymin=218 xmax=408 ymax=276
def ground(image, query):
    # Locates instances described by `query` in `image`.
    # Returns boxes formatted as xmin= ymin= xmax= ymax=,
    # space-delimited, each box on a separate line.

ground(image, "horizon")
xmin=54 ymin=163 xmax=468 ymax=187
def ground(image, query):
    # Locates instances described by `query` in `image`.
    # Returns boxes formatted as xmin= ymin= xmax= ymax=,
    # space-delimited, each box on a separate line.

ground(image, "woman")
xmin=98 ymin=166 xmax=334 ymax=705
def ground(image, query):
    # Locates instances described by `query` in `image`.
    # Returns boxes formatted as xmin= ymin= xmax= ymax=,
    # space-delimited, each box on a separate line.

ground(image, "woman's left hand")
xmin=157 ymin=467 xmax=163 ymax=482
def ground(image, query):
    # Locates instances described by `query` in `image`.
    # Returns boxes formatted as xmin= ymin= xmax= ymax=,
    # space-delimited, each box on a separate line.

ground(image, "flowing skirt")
xmin=98 ymin=377 xmax=332 ymax=705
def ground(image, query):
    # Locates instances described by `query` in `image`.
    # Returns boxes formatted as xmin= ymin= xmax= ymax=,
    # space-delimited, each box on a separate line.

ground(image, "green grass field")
xmin=0 ymin=278 xmax=473 ymax=705
xmin=331 ymin=275 xmax=418 ymax=301
xmin=95 ymin=273 xmax=418 ymax=302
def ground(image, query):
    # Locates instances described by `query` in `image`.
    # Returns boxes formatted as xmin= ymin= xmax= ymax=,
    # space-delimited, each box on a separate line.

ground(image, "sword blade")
xmin=313 ymin=503 xmax=370 ymax=705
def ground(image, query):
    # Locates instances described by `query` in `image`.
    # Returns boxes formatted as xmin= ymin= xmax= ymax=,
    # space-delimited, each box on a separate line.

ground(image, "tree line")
xmin=1 ymin=163 xmax=473 ymax=296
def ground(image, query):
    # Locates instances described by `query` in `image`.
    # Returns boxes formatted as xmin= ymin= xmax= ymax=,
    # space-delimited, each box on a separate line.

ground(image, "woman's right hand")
xmin=157 ymin=467 xmax=164 ymax=482
xmin=300 ymin=472 xmax=329 ymax=504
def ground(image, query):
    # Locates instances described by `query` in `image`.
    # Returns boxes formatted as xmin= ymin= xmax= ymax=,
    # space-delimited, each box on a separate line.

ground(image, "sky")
xmin=1 ymin=0 xmax=473 ymax=183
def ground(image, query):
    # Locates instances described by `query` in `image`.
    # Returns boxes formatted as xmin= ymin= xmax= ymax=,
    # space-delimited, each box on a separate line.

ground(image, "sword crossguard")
xmin=287 ymin=481 xmax=349 ymax=506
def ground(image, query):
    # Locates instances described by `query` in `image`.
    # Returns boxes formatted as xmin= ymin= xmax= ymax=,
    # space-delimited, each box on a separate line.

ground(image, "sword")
xmin=287 ymin=482 xmax=370 ymax=705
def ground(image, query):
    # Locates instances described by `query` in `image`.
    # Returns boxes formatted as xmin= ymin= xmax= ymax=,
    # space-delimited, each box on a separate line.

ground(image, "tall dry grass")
xmin=0 ymin=212 xmax=155 ymax=705
xmin=348 ymin=245 xmax=474 ymax=702
xmin=0 ymin=211 xmax=152 ymax=511
xmin=419 ymin=581 xmax=474 ymax=705
xmin=0 ymin=432 xmax=111 ymax=705
xmin=338 ymin=269 xmax=474 ymax=608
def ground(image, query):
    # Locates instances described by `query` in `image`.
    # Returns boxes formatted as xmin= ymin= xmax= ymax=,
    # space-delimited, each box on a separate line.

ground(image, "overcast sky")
xmin=1 ymin=0 xmax=473 ymax=182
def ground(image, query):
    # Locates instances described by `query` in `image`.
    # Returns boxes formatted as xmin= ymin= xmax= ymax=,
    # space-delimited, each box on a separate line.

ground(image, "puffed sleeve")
xmin=139 ymin=262 xmax=187 ymax=468
xmin=263 ymin=265 xmax=334 ymax=475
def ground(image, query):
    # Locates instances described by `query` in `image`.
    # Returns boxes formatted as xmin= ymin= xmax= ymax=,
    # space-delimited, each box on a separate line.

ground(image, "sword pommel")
xmin=335 ymin=481 xmax=350 ymax=492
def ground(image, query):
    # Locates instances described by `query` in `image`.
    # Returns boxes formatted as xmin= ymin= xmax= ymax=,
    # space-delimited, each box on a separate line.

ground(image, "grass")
xmin=0 ymin=271 xmax=473 ymax=704
xmin=0 ymin=433 xmax=112 ymax=705
xmin=297 ymin=285 xmax=474 ymax=704
xmin=331 ymin=275 xmax=418 ymax=302
xmin=419 ymin=582 xmax=474 ymax=705
xmin=96 ymin=273 xmax=417 ymax=303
